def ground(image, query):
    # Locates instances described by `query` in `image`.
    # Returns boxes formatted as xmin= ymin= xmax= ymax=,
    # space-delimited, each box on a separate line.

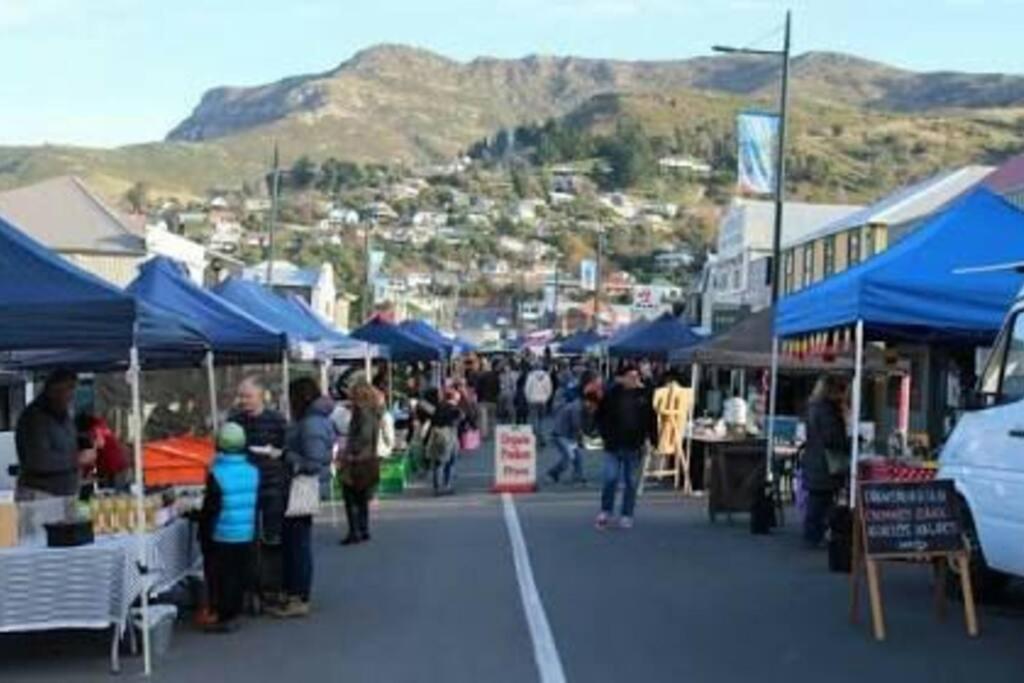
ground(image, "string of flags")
xmin=781 ymin=326 xmax=855 ymax=362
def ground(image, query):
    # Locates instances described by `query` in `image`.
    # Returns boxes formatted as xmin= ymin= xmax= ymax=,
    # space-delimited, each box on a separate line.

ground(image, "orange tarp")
xmin=143 ymin=435 xmax=215 ymax=487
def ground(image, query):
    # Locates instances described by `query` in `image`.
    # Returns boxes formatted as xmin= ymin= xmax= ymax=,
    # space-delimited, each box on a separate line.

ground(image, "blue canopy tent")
xmin=606 ymin=313 xmax=704 ymax=359
xmin=558 ymin=329 xmax=606 ymax=356
xmin=281 ymin=293 xmax=383 ymax=359
xmin=398 ymin=319 xmax=472 ymax=358
xmin=351 ymin=318 xmax=445 ymax=363
xmin=774 ymin=188 xmax=1024 ymax=505
xmin=0 ymin=217 xmax=212 ymax=676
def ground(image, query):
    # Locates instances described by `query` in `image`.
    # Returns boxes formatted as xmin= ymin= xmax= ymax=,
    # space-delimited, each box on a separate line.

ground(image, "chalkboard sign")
xmin=860 ymin=480 xmax=963 ymax=556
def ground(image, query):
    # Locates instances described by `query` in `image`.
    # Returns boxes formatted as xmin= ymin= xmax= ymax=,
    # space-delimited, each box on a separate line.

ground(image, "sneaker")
xmin=619 ymin=516 xmax=634 ymax=530
xmin=594 ymin=512 xmax=610 ymax=530
xmin=266 ymin=598 xmax=310 ymax=619
xmin=547 ymin=470 xmax=560 ymax=485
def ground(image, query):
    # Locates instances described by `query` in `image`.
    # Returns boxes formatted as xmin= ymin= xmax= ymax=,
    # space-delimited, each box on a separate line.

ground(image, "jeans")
xmin=282 ymin=515 xmax=313 ymax=602
xmin=600 ymin=449 xmax=641 ymax=517
xmin=342 ymin=484 xmax=371 ymax=539
xmin=479 ymin=402 xmax=496 ymax=439
xmin=803 ymin=490 xmax=835 ymax=546
xmin=549 ymin=437 xmax=583 ymax=482
xmin=432 ymin=431 xmax=458 ymax=492
xmin=528 ymin=403 xmax=547 ymax=444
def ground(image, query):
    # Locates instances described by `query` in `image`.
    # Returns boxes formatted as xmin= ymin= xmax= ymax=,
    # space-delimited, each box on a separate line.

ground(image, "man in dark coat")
xmin=802 ymin=375 xmax=850 ymax=547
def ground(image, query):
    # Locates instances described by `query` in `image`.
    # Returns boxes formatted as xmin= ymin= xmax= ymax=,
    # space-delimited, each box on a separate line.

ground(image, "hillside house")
xmin=362 ymin=201 xmax=399 ymax=224
xmin=412 ymin=210 xmax=447 ymax=229
xmin=658 ymin=156 xmax=712 ymax=175
xmin=319 ymin=207 xmax=360 ymax=231
xmin=243 ymin=259 xmax=338 ymax=324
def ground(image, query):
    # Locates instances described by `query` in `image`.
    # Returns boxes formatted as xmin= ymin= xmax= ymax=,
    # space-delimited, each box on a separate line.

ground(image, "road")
xmin=3 ymin=438 xmax=1023 ymax=682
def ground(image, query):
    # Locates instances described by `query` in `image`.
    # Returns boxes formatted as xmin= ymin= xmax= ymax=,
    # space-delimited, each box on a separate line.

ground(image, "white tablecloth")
xmin=0 ymin=517 xmax=199 ymax=669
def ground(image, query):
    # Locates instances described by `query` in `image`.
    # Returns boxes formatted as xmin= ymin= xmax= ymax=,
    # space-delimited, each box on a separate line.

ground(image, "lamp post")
xmin=713 ymin=8 xmax=791 ymax=305
xmin=266 ymin=143 xmax=281 ymax=287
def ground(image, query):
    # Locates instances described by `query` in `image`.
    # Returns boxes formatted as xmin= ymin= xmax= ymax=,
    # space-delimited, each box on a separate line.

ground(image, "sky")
xmin=2 ymin=0 xmax=1023 ymax=147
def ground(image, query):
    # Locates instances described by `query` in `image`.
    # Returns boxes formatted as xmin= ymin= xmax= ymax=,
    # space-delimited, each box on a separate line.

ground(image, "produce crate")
xmin=378 ymin=457 xmax=408 ymax=496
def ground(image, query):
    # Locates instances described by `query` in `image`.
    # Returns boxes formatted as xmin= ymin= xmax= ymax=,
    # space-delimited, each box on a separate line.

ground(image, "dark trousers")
xmin=342 ymin=485 xmax=371 ymax=539
xmin=803 ymin=490 xmax=835 ymax=545
xmin=282 ymin=516 xmax=313 ymax=602
xmin=210 ymin=541 xmax=253 ymax=623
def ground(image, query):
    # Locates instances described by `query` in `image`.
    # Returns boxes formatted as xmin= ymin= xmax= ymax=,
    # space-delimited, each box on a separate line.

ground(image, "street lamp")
xmin=713 ymin=9 xmax=791 ymax=306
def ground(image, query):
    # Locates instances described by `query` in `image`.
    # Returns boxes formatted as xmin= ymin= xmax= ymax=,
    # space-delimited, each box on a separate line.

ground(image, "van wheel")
xmin=946 ymin=497 xmax=1010 ymax=604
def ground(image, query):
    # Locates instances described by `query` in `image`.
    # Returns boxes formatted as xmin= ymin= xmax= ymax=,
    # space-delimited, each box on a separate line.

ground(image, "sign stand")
xmin=493 ymin=426 xmax=537 ymax=494
xmin=849 ymin=480 xmax=979 ymax=641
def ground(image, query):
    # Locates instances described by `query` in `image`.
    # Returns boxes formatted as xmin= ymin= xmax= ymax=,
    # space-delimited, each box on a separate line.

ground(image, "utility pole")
xmin=593 ymin=230 xmax=605 ymax=332
xmin=362 ymin=219 xmax=374 ymax=322
xmin=266 ymin=143 xmax=281 ymax=287
xmin=552 ymin=260 xmax=560 ymax=332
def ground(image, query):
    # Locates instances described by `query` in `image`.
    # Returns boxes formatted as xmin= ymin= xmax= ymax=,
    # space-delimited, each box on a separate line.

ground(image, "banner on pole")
xmin=368 ymin=249 xmax=386 ymax=281
xmin=580 ymin=259 xmax=597 ymax=291
xmin=737 ymin=111 xmax=779 ymax=195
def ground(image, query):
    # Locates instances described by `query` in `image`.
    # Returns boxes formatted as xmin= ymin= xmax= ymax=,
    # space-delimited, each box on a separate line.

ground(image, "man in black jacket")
xmin=595 ymin=365 xmax=657 ymax=530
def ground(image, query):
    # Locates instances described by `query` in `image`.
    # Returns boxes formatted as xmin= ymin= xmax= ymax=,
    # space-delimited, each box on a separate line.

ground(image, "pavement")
xmin=3 ymin=433 xmax=1023 ymax=682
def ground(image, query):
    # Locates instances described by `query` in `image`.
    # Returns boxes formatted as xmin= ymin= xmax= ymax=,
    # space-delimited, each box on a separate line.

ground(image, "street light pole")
xmin=593 ymin=229 xmax=605 ymax=332
xmin=266 ymin=143 xmax=281 ymax=286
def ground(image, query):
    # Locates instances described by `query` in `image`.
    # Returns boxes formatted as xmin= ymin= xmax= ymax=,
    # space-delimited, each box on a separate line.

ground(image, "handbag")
xmin=285 ymin=474 xmax=320 ymax=518
xmin=460 ymin=428 xmax=481 ymax=452
xmin=825 ymin=448 xmax=851 ymax=477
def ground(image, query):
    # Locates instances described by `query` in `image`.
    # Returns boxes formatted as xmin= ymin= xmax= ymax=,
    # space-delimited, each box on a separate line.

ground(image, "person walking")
xmin=514 ymin=361 xmax=530 ymax=426
xmin=475 ymin=361 xmax=500 ymax=439
xmin=595 ymin=365 xmax=656 ymax=530
xmin=269 ymin=377 xmax=334 ymax=619
xmin=525 ymin=362 xmax=554 ymax=446
xmin=337 ymin=381 xmax=381 ymax=545
xmin=546 ymin=394 xmax=595 ymax=485
xmin=801 ymin=375 xmax=850 ymax=548
xmin=427 ymin=387 xmax=463 ymax=495
xmin=199 ymin=422 xmax=260 ymax=632
xmin=498 ymin=362 xmax=518 ymax=424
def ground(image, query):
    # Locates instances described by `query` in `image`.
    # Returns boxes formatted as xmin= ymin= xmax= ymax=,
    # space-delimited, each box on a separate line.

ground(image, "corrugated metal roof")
xmin=243 ymin=260 xmax=320 ymax=288
xmin=790 ymin=165 xmax=994 ymax=246
xmin=0 ymin=176 xmax=145 ymax=255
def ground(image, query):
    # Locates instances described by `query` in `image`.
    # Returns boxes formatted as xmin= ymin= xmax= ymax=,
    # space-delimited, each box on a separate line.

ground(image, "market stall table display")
xmin=0 ymin=518 xmax=199 ymax=673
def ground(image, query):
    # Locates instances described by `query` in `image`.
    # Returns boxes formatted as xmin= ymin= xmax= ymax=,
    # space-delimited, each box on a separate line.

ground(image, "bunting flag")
xmin=737 ymin=111 xmax=779 ymax=195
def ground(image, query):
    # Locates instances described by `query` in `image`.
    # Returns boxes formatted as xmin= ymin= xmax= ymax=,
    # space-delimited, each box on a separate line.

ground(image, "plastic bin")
xmin=132 ymin=604 xmax=178 ymax=658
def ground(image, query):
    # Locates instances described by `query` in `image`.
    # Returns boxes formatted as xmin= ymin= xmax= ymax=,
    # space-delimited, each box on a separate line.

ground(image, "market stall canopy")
xmin=558 ymin=329 xmax=606 ymax=355
xmin=281 ymin=294 xmax=385 ymax=360
xmin=0 ymin=215 xmax=208 ymax=368
xmin=398 ymin=319 xmax=473 ymax=357
xmin=776 ymin=189 xmax=1024 ymax=343
xmin=351 ymin=318 xmax=445 ymax=362
xmin=607 ymin=313 xmax=704 ymax=359
xmin=213 ymin=276 xmax=372 ymax=360
xmin=128 ymin=257 xmax=285 ymax=362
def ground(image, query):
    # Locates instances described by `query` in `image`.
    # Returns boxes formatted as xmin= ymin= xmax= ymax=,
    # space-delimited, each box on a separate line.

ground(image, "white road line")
xmin=501 ymin=492 xmax=568 ymax=683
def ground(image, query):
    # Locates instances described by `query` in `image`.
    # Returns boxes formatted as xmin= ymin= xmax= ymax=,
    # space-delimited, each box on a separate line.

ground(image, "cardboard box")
xmin=0 ymin=492 xmax=18 ymax=548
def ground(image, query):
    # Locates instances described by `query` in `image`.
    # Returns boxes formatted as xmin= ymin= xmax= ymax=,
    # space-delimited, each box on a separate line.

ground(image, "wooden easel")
xmin=849 ymin=502 xmax=979 ymax=641
xmin=647 ymin=385 xmax=693 ymax=492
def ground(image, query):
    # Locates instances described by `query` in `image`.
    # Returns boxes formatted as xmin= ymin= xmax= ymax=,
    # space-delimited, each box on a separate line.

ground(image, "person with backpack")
xmin=200 ymin=422 xmax=260 ymax=632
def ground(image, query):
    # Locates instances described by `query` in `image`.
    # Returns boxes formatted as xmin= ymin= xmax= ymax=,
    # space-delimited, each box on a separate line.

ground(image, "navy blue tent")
xmin=607 ymin=313 xmax=704 ymax=358
xmin=558 ymin=329 xmax=605 ymax=355
xmin=281 ymin=294 xmax=384 ymax=359
xmin=776 ymin=189 xmax=1024 ymax=342
xmin=352 ymin=318 xmax=444 ymax=362
xmin=399 ymin=319 xmax=473 ymax=357
xmin=128 ymin=257 xmax=285 ymax=362
xmin=0 ymin=215 xmax=208 ymax=368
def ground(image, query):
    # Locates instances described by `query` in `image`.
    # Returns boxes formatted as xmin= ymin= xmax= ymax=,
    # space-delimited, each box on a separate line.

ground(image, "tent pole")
xmin=765 ymin=336 xmax=780 ymax=483
xmin=129 ymin=346 xmax=152 ymax=677
xmin=849 ymin=320 xmax=865 ymax=508
xmin=205 ymin=351 xmax=218 ymax=433
xmin=281 ymin=350 xmax=291 ymax=419
xmin=319 ymin=359 xmax=330 ymax=395
xmin=363 ymin=347 xmax=371 ymax=379
xmin=685 ymin=363 xmax=700 ymax=495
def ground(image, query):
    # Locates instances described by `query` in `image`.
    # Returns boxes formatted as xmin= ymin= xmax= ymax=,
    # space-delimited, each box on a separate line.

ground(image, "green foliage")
xmin=123 ymin=181 xmax=149 ymax=213
xmin=288 ymin=156 xmax=317 ymax=190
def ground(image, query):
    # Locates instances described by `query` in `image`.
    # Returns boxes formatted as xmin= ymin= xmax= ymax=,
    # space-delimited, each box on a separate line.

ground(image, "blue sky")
xmin=2 ymin=0 xmax=1022 ymax=147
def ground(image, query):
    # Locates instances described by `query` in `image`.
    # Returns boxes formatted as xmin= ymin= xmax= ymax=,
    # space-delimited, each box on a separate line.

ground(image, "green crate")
xmin=378 ymin=474 xmax=405 ymax=495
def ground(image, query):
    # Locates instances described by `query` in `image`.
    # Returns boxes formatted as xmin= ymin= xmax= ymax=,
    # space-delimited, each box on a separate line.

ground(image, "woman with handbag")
xmin=338 ymin=382 xmax=382 ymax=545
xmin=801 ymin=374 xmax=851 ymax=548
xmin=269 ymin=377 xmax=335 ymax=619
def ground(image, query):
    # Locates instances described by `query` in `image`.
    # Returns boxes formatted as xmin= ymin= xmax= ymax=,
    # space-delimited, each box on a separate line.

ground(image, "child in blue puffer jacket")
xmin=200 ymin=422 xmax=260 ymax=632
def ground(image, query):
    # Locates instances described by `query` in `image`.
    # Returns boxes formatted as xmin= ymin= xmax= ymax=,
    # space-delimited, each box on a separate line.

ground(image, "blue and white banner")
xmin=368 ymin=249 xmax=386 ymax=281
xmin=737 ymin=111 xmax=779 ymax=195
xmin=580 ymin=259 xmax=597 ymax=291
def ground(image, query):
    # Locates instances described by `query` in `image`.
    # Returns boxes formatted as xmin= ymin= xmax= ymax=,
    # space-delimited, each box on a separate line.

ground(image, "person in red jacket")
xmin=76 ymin=413 xmax=131 ymax=490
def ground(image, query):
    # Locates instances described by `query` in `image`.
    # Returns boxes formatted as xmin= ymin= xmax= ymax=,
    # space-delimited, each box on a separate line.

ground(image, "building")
xmin=658 ymin=156 xmax=712 ymax=175
xmin=0 ymin=176 xmax=150 ymax=286
xmin=781 ymin=166 xmax=994 ymax=296
xmin=243 ymin=260 xmax=338 ymax=325
xmin=319 ymin=207 xmax=360 ymax=231
xmin=985 ymin=153 xmax=1024 ymax=208
xmin=714 ymin=197 xmax=862 ymax=312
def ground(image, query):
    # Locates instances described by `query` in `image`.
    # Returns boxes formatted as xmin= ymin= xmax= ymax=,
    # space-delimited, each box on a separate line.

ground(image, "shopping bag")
xmin=285 ymin=475 xmax=320 ymax=517
xmin=460 ymin=429 xmax=481 ymax=452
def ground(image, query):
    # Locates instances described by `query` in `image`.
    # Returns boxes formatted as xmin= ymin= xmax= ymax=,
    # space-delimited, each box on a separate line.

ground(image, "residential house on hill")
xmin=781 ymin=165 xmax=994 ymax=296
xmin=986 ymin=153 xmax=1024 ymax=209
xmin=243 ymin=259 xmax=339 ymax=326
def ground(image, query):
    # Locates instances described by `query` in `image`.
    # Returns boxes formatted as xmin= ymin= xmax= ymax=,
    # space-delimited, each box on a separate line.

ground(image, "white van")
xmin=939 ymin=294 xmax=1024 ymax=598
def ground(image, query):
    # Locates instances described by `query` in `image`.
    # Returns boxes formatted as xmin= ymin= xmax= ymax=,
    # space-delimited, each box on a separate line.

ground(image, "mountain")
xmin=1 ymin=44 xmax=1023 ymax=199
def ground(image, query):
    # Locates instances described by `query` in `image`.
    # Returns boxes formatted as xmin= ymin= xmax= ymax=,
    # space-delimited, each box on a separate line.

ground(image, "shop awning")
xmin=776 ymin=188 xmax=1024 ymax=343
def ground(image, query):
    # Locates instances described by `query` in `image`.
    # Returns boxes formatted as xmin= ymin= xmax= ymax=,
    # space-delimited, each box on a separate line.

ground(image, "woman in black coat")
xmin=802 ymin=374 xmax=850 ymax=547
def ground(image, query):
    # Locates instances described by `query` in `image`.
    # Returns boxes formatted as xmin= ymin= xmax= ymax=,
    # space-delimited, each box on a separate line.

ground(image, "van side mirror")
xmin=962 ymin=390 xmax=990 ymax=411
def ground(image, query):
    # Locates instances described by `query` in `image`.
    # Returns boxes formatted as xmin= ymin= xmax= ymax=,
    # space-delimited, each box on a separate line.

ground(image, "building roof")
xmin=243 ymin=260 xmax=320 ymax=288
xmin=985 ymin=153 xmax=1024 ymax=194
xmin=727 ymin=198 xmax=862 ymax=252
xmin=789 ymin=165 xmax=994 ymax=247
xmin=0 ymin=175 xmax=145 ymax=255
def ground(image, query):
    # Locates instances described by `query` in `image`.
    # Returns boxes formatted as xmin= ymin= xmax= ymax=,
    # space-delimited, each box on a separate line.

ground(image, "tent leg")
xmin=849 ymin=320 xmax=865 ymax=508
xmin=129 ymin=347 xmax=152 ymax=677
xmin=765 ymin=336 xmax=780 ymax=483
xmin=387 ymin=361 xmax=394 ymax=407
xmin=281 ymin=351 xmax=291 ymax=419
xmin=320 ymin=359 xmax=330 ymax=395
xmin=683 ymin=363 xmax=700 ymax=495
xmin=364 ymin=349 xmax=371 ymax=380
xmin=205 ymin=351 xmax=218 ymax=433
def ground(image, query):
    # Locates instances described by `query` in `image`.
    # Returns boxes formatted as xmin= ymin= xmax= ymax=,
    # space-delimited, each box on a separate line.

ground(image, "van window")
xmin=1001 ymin=314 xmax=1024 ymax=402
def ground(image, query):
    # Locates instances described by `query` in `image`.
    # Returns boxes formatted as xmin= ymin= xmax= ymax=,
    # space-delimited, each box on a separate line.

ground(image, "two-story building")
xmin=780 ymin=166 xmax=994 ymax=296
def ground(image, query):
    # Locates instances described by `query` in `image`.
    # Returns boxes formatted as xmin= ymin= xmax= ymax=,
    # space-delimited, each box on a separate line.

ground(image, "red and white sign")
xmin=493 ymin=426 xmax=537 ymax=493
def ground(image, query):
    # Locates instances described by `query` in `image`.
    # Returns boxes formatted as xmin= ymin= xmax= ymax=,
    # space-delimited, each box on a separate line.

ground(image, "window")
xmin=865 ymin=228 xmax=876 ymax=258
xmin=848 ymin=230 xmax=862 ymax=266
xmin=823 ymin=236 xmax=836 ymax=277
xmin=783 ymin=252 xmax=794 ymax=293
xmin=802 ymin=245 xmax=814 ymax=287
xmin=980 ymin=312 xmax=1024 ymax=403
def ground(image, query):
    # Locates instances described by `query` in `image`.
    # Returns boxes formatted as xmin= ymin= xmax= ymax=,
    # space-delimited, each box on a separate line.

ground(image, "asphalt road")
xmin=3 ymin=437 xmax=1023 ymax=682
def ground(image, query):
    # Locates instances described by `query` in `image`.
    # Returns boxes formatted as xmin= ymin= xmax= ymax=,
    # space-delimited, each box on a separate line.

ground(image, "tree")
xmin=289 ymin=155 xmax=317 ymax=190
xmin=124 ymin=181 xmax=149 ymax=214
